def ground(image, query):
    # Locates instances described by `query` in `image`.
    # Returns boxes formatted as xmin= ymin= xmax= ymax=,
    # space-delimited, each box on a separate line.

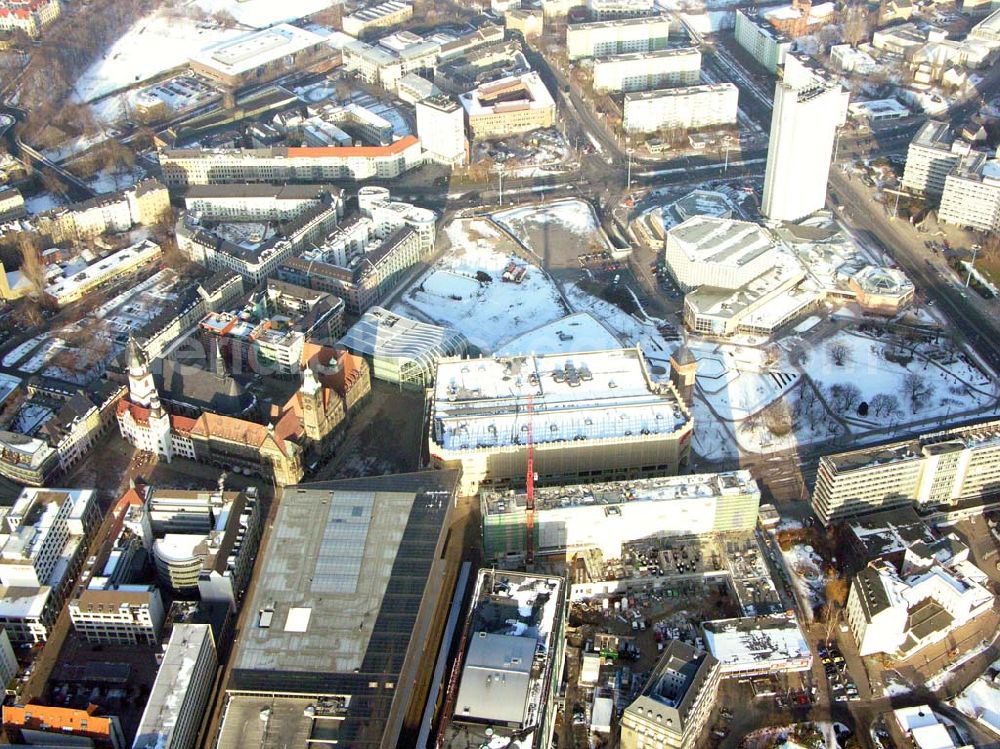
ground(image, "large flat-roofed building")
xmin=429 ymin=348 xmax=693 ymax=496
xmin=217 ymin=471 xmax=460 ymax=749
xmin=159 ymin=137 xmax=425 ymax=188
xmin=338 ymin=306 xmax=469 ymax=389
xmin=133 ymin=623 xmax=218 ymax=749
xmin=665 ymin=216 xmax=778 ymax=292
xmin=762 ymin=64 xmax=849 ymax=222
xmin=812 ymin=418 xmax=1000 ymax=526
xmin=623 ymin=83 xmax=738 ymax=134
xmin=620 ymin=641 xmax=721 ymax=749
xmin=460 ymin=72 xmax=556 ymax=140
xmin=342 ymin=0 xmax=413 ymax=37
xmin=183 ymin=184 xmax=342 ymax=222
xmin=702 ymin=615 xmax=812 ymax=677
xmin=938 ymin=151 xmax=1000 ymax=233
xmin=592 ymin=47 xmax=701 ymax=93
xmin=189 ymin=24 xmax=331 ymax=89
xmin=43 ymin=240 xmax=162 ymax=308
xmin=588 ymin=0 xmax=656 ymax=20
xmin=971 ymin=7 xmax=1000 ymax=42
xmin=734 ymin=8 xmax=792 ymax=73
xmin=481 ymin=471 xmax=760 ymax=562
xmin=437 ymin=569 xmax=566 ymax=749
xmin=901 ymin=121 xmax=965 ymax=198
xmin=566 ymin=15 xmax=671 ymax=59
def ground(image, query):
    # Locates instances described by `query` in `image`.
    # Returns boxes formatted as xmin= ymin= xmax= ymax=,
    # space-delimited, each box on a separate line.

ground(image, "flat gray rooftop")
xmin=228 ymin=471 xmax=458 ymax=746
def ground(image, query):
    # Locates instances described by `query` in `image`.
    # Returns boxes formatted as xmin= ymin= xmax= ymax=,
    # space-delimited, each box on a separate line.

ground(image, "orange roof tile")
xmin=287 ymin=135 xmax=418 ymax=159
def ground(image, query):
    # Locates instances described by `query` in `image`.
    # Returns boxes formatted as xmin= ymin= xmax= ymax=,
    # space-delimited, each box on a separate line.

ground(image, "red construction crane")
xmin=525 ymin=393 xmax=535 ymax=567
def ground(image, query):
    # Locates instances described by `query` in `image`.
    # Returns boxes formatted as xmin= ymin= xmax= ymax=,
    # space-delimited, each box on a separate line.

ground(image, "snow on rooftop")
xmin=703 ymin=616 xmax=811 ymax=671
xmin=432 ymin=349 xmax=687 ymax=451
xmin=192 ymin=24 xmax=327 ymax=77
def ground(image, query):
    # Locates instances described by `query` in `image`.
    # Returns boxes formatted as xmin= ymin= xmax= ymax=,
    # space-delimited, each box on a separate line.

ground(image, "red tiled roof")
xmin=287 ymin=135 xmax=418 ymax=159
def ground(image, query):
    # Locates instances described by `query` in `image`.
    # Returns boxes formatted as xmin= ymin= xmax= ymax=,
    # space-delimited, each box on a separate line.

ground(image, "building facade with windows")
xmin=623 ymin=84 xmax=738 ymax=133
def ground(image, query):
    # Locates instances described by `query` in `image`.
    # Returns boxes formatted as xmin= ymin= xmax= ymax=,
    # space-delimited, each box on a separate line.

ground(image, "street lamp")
xmin=626 ymin=148 xmax=633 ymax=191
xmin=966 ymin=243 xmax=981 ymax=289
xmin=497 ymin=163 xmax=505 ymax=207
xmin=722 ymin=136 xmax=732 ymax=176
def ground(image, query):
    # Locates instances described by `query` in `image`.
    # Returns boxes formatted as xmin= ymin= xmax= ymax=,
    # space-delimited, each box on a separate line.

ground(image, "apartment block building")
xmin=734 ymin=8 xmax=792 ymax=73
xmin=901 ymin=121 xmax=966 ymax=198
xmin=812 ymin=418 xmax=1000 ymax=526
xmin=938 ymin=151 xmax=1000 ymax=232
xmin=592 ymin=47 xmax=701 ymax=93
xmin=623 ymin=84 xmax=738 ymax=133
xmin=159 ymin=136 xmax=424 ymax=187
xmin=566 ymin=15 xmax=671 ymax=59
xmin=69 ymin=585 xmax=165 ymax=646
xmin=183 ymin=184 xmax=342 ymax=222
xmin=176 ymin=197 xmax=341 ymax=285
xmin=0 ymin=0 xmax=61 ymax=38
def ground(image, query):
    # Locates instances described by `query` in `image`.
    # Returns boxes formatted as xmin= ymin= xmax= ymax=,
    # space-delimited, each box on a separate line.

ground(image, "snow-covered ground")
xmin=87 ymin=166 xmax=146 ymax=195
xmin=76 ymin=0 xmax=331 ymax=104
xmin=193 ymin=0 xmax=332 ymax=26
xmin=75 ymin=11 xmax=243 ymax=102
xmin=783 ymin=544 xmax=827 ymax=613
xmin=497 ymin=312 xmax=620 ymax=357
xmin=494 ymin=199 xmax=611 ymax=259
xmin=392 ymin=218 xmax=567 ymax=352
xmin=24 ymin=193 xmax=65 ymax=214
xmin=953 ymin=666 xmax=1000 ymax=737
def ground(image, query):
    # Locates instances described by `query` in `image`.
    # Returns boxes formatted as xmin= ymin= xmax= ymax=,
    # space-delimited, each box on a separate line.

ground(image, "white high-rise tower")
xmin=761 ymin=60 xmax=849 ymax=222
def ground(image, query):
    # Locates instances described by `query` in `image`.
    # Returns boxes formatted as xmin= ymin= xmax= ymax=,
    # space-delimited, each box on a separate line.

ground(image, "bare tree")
xmin=763 ymin=399 xmax=793 ymax=437
xmin=903 ymin=372 xmax=931 ymax=409
xmin=828 ymin=343 xmax=850 ymax=367
xmin=870 ymin=392 xmax=902 ymax=419
xmin=824 ymin=574 xmax=850 ymax=642
xmin=17 ymin=235 xmax=44 ymax=293
xmin=829 ymin=383 xmax=862 ymax=413
xmin=841 ymin=3 xmax=872 ymax=48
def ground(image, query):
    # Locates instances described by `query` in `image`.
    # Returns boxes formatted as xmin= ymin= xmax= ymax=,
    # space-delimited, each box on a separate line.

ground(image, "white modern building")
xmin=132 ymin=624 xmax=218 ymax=749
xmin=761 ymin=66 xmax=849 ymax=222
xmin=623 ymin=83 xmax=738 ymax=134
xmin=830 ymin=44 xmax=878 ymax=74
xmin=812 ymin=418 xmax=1000 ymax=526
xmin=416 ymin=95 xmax=468 ymax=166
xmin=481 ymin=471 xmax=761 ymax=562
xmin=901 ymin=121 xmax=966 ymax=198
xmin=429 ymin=347 xmax=694 ymax=495
xmin=159 ymin=136 xmax=425 ymax=187
xmin=182 ymin=184 xmax=342 ymax=222
xmin=0 ymin=488 xmax=100 ymax=643
xmin=702 ymin=615 xmax=812 ymax=677
xmin=971 ymin=8 xmax=1000 ymax=42
xmin=664 ymin=216 xmax=779 ymax=291
xmin=566 ymin=15 xmax=671 ymax=60
xmin=43 ymin=240 xmax=162 ymax=308
xmin=592 ymin=47 xmax=701 ymax=93
xmin=734 ymin=9 xmax=792 ymax=73
xmin=938 ymin=151 xmax=1000 ymax=232
xmin=587 ymin=0 xmax=655 ymax=20
xmin=846 ymin=554 xmax=993 ymax=658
